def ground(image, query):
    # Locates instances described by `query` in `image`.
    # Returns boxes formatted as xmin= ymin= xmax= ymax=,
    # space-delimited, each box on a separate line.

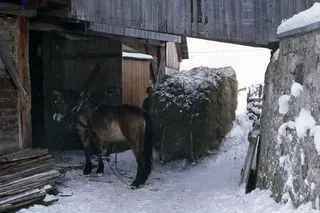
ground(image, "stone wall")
xmin=257 ymin=25 xmax=320 ymax=208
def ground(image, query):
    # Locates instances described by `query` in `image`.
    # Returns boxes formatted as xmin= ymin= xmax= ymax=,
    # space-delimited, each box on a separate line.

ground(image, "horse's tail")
xmin=143 ymin=111 xmax=153 ymax=177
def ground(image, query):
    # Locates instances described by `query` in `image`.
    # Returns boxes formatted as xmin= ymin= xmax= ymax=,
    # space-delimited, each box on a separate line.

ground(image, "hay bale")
xmin=152 ymin=66 xmax=238 ymax=162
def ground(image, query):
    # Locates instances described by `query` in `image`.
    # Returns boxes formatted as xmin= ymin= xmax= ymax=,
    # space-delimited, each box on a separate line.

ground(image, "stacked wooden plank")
xmin=0 ymin=148 xmax=61 ymax=212
xmin=240 ymin=83 xmax=264 ymax=193
xmin=246 ymin=83 xmax=264 ymax=121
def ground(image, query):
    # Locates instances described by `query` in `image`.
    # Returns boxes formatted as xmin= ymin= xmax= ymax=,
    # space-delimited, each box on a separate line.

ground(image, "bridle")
xmin=69 ymin=90 xmax=101 ymax=129
xmin=69 ymin=91 xmax=90 ymax=129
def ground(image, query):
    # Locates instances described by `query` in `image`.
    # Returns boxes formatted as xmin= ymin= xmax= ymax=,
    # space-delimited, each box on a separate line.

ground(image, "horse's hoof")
xmin=129 ymin=181 xmax=140 ymax=189
xmin=83 ymin=171 xmax=91 ymax=176
xmin=96 ymin=168 xmax=104 ymax=175
xmin=83 ymin=167 xmax=92 ymax=175
xmin=128 ymin=185 xmax=137 ymax=190
xmin=96 ymin=163 xmax=104 ymax=175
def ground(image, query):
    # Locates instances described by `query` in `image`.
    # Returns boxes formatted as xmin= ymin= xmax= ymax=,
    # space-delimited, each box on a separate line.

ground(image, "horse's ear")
xmin=52 ymin=90 xmax=59 ymax=96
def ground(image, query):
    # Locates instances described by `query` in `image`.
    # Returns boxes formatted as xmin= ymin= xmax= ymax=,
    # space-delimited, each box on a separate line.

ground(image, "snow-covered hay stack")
xmin=152 ymin=66 xmax=238 ymax=162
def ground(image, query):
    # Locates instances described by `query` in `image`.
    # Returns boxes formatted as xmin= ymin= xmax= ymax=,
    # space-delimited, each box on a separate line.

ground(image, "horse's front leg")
xmin=83 ymin=137 xmax=93 ymax=175
xmin=95 ymin=142 xmax=104 ymax=175
xmin=105 ymin=143 xmax=114 ymax=162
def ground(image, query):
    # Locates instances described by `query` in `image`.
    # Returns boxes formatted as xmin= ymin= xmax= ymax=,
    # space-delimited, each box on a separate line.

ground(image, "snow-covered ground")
xmin=17 ymin=92 xmax=317 ymax=213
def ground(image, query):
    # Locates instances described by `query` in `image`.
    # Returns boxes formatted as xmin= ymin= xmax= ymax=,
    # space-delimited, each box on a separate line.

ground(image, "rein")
xmin=106 ymin=155 xmax=132 ymax=187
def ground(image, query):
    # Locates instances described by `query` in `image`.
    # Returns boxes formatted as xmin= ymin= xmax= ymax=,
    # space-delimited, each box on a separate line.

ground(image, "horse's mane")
xmin=57 ymin=89 xmax=81 ymax=104
xmin=87 ymin=92 xmax=104 ymax=105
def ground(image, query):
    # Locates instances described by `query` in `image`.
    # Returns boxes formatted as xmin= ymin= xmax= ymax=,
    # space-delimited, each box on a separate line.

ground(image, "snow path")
xmin=18 ymin=92 xmax=316 ymax=213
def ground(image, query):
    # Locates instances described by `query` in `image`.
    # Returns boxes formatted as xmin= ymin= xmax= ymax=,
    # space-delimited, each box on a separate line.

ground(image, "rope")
xmin=106 ymin=154 xmax=131 ymax=187
xmin=114 ymin=153 xmax=132 ymax=179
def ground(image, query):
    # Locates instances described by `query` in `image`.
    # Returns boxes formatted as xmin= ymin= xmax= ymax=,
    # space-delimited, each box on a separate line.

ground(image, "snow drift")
xmin=152 ymin=66 xmax=238 ymax=162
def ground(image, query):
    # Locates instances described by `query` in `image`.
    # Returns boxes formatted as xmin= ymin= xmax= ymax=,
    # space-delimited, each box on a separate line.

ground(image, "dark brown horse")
xmin=52 ymin=89 xmax=153 ymax=189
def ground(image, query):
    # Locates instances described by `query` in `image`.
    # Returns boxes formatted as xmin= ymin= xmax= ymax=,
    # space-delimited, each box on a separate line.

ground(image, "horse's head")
xmin=52 ymin=89 xmax=81 ymax=123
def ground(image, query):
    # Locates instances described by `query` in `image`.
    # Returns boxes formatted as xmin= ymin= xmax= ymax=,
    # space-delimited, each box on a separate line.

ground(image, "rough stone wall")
xmin=257 ymin=29 xmax=320 ymax=209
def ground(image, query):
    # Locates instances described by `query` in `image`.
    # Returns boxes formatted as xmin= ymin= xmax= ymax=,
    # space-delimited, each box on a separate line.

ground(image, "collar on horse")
xmin=69 ymin=92 xmax=101 ymax=129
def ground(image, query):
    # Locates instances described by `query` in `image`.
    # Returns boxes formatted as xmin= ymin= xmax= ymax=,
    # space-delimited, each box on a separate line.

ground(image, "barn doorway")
xmin=29 ymin=30 xmax=84 ymax=150
xmin=29 ymin=30 xmax=45 ymax=149
xmin=28 ymin=31 xmax=123 ymax=151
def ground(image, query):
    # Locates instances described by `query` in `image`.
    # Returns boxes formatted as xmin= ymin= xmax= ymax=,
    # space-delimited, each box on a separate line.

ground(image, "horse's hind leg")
xmin=130 ymin=147 xmax=146 ymax=189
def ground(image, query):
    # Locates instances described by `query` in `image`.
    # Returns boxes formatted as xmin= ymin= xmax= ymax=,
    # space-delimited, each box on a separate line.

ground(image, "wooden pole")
xmin=16 ymin=16 xmax=32 ymax=149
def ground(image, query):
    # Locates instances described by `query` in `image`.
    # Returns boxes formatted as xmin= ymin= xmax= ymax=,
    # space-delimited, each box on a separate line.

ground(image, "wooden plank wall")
xmin=165 ymin=42 xmax=180 ymax=73
xmin=47 ymin=38 xmax=122 ymax=99
xmin=70 ymin=0 xmax=320 ymax=46
xmin=0 ymin=16 xmax=31 ymax=155
xmin=0 ymin=56 xmax=19 ymax=155
xmin=122 ymin=59 xmax=150 ymax=107
xmin=123 ymin=40 xmax=159 ymax=70
xmin=122 ymin=39 xmax=166 ymax=81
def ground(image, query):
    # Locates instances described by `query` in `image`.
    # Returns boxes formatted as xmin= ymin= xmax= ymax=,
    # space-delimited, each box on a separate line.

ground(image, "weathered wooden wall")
xmin=165 ymin=42 xmax=180 ymax=75
xmin=0 ymin=16 xmax=31 ymax=156
xmin=40 ymin=35 xmax=122 ymax=149
xmin=69 ymin=0 xmax=320 ymax=46
xmin=122 ymin=59 xmax=150 ymax=107
xmin=0 ymin=18 xmax=19 ymax=156
xmin=122 ymin=40 xmax=166 ymax=82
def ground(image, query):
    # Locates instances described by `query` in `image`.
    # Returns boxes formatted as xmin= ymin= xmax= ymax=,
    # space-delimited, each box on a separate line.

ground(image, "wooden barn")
xmin=0 ymin=1 xmax=188 ymax=154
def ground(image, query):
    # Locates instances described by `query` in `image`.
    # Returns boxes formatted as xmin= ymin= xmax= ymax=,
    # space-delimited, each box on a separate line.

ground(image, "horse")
xmin=52 ymin=89 xmax=154 ymax=189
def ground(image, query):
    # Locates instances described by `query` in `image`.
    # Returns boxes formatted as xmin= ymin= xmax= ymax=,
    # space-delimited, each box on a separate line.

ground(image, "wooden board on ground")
xmin=0 ymin=148 xmax=49 ymax=163
xmin=239 ymin=120 xmax=260 ymax=188
xmin=0 ymin=149 xmax=61 ymax=212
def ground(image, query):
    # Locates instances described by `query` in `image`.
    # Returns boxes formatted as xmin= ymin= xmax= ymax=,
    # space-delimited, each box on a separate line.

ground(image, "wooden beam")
xmin=51 ymin=53 xmax=121 ymax=60
xmin=17 ymin=16 xmax=32 ymax=149
xmin=1 ymin=0 xmax=48 ymax=8
xmin=144 ymin=40 xmax=157 ymax=83
xmin=0 ymin=3 xmax=37 ymax=17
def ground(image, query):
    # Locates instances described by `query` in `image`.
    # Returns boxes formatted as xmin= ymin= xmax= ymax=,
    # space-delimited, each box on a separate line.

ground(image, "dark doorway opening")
xmin=29 ymin=31 xmax=83 ymax=150
xmin=29 ymin=30 xmax=45 ymax=148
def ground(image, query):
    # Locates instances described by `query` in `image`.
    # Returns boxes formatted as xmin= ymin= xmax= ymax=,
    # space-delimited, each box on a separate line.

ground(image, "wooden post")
xmin=16 ymin=16 xmax=32 ymax=149
xmin=239 ymin=120 xmax=260 ymax=187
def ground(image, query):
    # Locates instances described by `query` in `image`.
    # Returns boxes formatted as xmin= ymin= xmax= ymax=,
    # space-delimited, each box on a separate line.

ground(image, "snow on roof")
xmin=155 ymin=66 xmax=236 ymax=110
xmin=122 ymin=52 xmax=153 ymax=60
xmin=277 ymin=3 xmax=320 ymax=35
